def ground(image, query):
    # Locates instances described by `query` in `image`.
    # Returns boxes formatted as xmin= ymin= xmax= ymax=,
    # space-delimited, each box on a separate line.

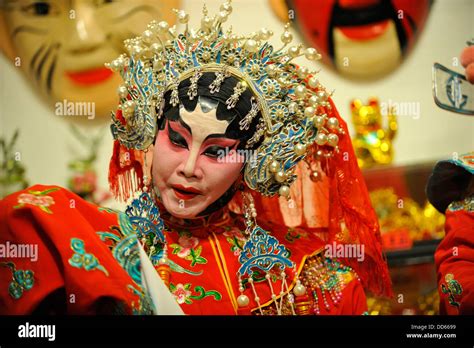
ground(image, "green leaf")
xmin=37 ymin=188 xmax=60 ymax=196
xmin=39 ymin=206 xmax=53 ymax=214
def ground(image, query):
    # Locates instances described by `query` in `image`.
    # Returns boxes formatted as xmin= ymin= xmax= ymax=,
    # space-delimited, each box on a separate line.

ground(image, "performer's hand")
xmin=460 ymin=45 xmax=474 ymax=84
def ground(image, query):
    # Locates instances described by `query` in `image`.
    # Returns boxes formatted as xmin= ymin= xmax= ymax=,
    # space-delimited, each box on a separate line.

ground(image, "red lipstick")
xmin=171 ymin=184 xmax=202 ymax=200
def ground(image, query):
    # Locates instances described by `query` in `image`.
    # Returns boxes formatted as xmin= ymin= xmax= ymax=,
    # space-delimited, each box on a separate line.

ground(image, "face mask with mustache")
xmin=0 ymin=0 xmax=178 ymax=121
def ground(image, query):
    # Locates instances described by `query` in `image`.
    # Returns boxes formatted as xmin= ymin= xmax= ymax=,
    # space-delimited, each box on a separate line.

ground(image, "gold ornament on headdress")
xmin=106 ymin=0 xmax=344 ymax=198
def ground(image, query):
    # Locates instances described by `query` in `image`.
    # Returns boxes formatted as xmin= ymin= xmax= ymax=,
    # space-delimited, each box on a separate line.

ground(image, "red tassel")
xmin=108 ymin=109 xmax=144 ymax=202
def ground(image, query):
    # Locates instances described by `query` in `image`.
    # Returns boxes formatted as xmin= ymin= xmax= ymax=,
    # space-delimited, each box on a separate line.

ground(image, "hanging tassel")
xmin=108 ymin=109 xmax=144 ymax=202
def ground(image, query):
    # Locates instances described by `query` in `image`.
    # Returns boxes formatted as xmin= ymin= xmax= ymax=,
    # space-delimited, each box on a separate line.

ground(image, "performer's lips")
xmin=339 ymin=20 xmax=389 ymax=40
xmin=171 ymin=184 xmax=202 ymax=200
xmin=65 ymin=67 xmax=114 ymax=85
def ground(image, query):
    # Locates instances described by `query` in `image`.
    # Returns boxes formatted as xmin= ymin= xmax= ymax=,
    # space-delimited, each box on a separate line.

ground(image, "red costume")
xmin=428 ymin=152 xmax=474 ymax=315
xmin=1 ymin=184 xmax=368 ymax=315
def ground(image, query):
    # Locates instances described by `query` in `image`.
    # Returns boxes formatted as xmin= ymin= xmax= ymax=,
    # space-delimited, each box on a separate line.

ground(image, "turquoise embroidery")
xmin=68 ymin=238 xmax=109 ymax=276
xmin=448 ymin=195 xmax=474 ymax=213
xmin=0 ymin=262 xmax=34 ymax=299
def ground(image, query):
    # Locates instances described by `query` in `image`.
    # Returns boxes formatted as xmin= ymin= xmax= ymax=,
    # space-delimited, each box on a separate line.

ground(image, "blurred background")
xmin=1 ymin=0 xmax=473 ymax=315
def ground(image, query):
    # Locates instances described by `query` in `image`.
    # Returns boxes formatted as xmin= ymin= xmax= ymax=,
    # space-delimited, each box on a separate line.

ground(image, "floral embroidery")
xmin=284 ymin=227 xmax=308 ymax=243
xmin=13 ymin=187 xmax=60 ymax=214
xmin=441 ymin=273 xmax=463 ymax=308
xmin=170 ymin=232 xmax=207 ymax=266
xmin=68 ymin=238 xmax=109 ymax=276
xmin=0 ymin=262 xmax=34 ymax=299
xmin=223 ymin=227 xmax=246 ymax=256
xmin=170 ymin=282 xmax=222 ymax=305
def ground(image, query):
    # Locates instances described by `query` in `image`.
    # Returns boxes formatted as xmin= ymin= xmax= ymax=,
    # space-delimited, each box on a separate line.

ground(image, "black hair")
xmin=154 ymin=72 xmax=263 ymax=217
xmin=157 ymin=72 xmax=263 ymax=150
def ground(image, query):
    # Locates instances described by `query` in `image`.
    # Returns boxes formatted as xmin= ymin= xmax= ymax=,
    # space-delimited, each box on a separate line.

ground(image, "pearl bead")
xmin=151 ymin=43 xmax=162 ymax=53
xmin=265 ymin=273 xmax=271 ymax=280
xmin=239 ymin=286 xmax=244 ymax=292
xmin=275 ymin=171 xmax=287 ymax=183
xmin=297 ymin=67 xmax=309 ymax=79
xmin=294 ymin=143 xmax=307 ymax=156
xmin=237 ymin=294 xmax=250 ymax=307
xmin=220 ymin=2 xmax=232 ymax=13
xmin=157 ymin=21 xmax=169 ymax=33
xmin=122 ymin=100 xmax=136 ymax=118
xmin=281 ymin=31 xmax=293 ymax=44
xmin=327 ymin=133 xmax=339 ymax=147
xmin=248 ymin=277 xmax=254 ymax=283
xmin=254 ymin=296 xmax=260 ymax=302
xmin=295 ymin=85 xmax=307 ymax=99
xmin=117 ymin=85 xmax=128 ymax=99
xmin=245 ymin=39 xmax=258 ymax=53
xmin=308 ymin=76 xmax=319 ymax=89
xmin=142 ymin=30 xmax=153 ymax=44
xmin=315 ymin=133 xmax=328 ymax=146
xmin=293 ymin=283 xmax=306 ymax=296
xmin=131 ymin=45 xmax=142 ymax=56
xmin=158 ymin=258 xmax=168 ymax=265
xmin=269 ymin=160 xmax=279 ymax=173
xmin=304 ymin=106 xmax=315 ymax=118
xmin=305 ymin=47 xmax=321 ymax=61
xmin=327 ymin=117 xmax=339 ymax=130
xmin=288 ymin=46 xmax=300 ymax=58
xmin=309 ymin=95 xmax=319 ymax=106
xmin=176 ymin=10 xmax=189 ymax=24
xmin=259 ymin=28 xmax=272 ymax=40
xmin=317 ymin=91 xmax=327 ymax=100
xmin=313 ymin=115 xmax=326 ymax=128
xmin=219 ymin=11 xmax=229 ymax=21
xmin=279 ymin=185 xmax=290 ymax=198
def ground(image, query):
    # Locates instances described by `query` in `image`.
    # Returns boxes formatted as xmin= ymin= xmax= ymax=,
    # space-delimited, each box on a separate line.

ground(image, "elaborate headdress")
xmin=107 ymin=1 xmax=392 ymax=297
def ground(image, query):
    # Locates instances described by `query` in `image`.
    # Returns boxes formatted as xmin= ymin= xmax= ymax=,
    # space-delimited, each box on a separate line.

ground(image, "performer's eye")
xmin=202 ymin=145 xmax=228 ymax=158
xmin=93 ymin=0 xmax=115 ymax=6
xmin=23 ymin=2 xmax=57 ymax=16
xmin=168 ymin=124 xmax=188 ymax=149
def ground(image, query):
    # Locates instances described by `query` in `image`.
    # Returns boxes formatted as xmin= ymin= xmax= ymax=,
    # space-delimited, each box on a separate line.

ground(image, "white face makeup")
xmin=152 ymin=101 xmax=245 ymax=219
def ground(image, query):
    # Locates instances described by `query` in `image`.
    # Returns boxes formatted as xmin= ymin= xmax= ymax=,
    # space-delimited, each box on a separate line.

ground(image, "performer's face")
xmin=1 ymin=0 xmax=176 ymax=120
xmin=152 ymin=103 xmax=244 ymax=219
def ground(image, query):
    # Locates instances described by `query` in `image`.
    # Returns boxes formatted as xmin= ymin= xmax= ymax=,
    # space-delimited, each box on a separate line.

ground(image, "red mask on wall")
xmin=275 ymin=0 xmax=432 ymax=79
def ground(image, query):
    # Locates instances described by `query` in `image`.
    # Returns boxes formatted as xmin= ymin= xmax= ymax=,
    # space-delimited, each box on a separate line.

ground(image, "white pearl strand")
xmin=265 ymin=272 xmax=281 ymax=315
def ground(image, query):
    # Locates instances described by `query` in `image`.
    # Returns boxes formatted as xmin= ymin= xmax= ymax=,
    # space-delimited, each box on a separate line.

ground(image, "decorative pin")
xmin=209 ymin=67 xmax=230 ymax=94
xmin=226 ymin=81 xmax=247 ymax=109
xmin=187 ymin=68 xmax=202 ymax=100
xmin=170 ymin=78 xmax=180 ymax=107
xmin=239 ymin=97 xmax=260 ymax=130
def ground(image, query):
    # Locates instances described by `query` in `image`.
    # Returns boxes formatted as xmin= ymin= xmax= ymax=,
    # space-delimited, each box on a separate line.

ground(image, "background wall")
xmin=1 ymin=0 xmax=473 ymax=206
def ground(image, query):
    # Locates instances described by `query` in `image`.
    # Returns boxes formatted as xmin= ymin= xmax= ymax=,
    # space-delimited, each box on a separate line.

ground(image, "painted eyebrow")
xmin=174 ymin=118 xmax=232 ymax=143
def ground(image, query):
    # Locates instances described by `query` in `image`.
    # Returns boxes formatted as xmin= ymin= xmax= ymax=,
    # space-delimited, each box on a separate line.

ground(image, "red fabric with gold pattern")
xmin=435 ymin=198 xmax=474 ymax=315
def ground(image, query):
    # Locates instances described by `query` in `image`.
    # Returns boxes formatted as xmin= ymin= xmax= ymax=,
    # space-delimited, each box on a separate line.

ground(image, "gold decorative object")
xmin=351 ymin=98 xmax=397 ymax=169
xmin=369 ymin=188 xmax=445 ymax=241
